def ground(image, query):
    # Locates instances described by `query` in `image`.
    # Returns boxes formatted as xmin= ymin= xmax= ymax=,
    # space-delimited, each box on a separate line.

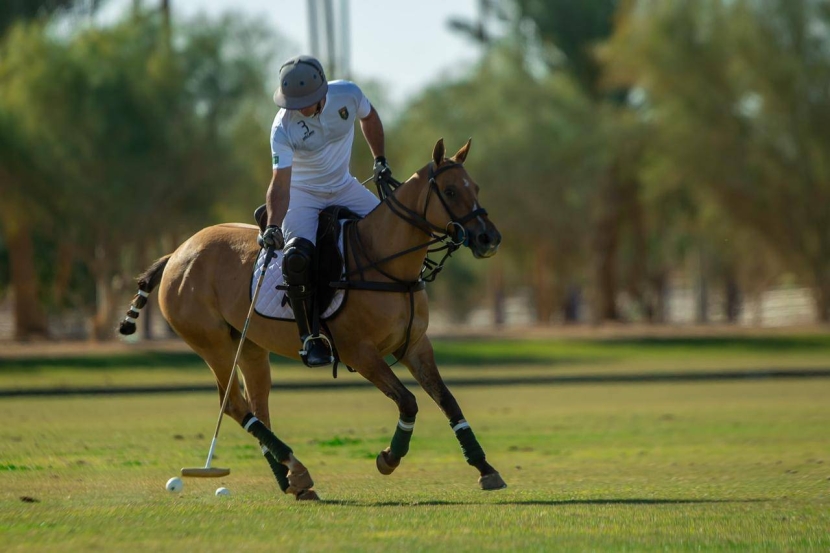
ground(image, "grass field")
xmin=1 ymin=358 xmax=828 ymax=550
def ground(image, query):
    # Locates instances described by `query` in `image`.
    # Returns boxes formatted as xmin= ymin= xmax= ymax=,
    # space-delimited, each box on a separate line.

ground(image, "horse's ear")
xmin=451 ymin=138 xmax=472 ymax=164
xmin=432 ymin=138 xmax=445 ymax=166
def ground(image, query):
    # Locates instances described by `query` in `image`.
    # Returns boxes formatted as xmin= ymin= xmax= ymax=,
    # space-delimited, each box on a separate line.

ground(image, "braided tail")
xmin=118 ymin=254 xmax=172 ymax=335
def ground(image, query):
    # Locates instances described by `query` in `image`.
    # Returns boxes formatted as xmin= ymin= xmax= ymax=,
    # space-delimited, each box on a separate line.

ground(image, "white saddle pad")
xmin=250 ymin=229 xmax=346 ymax=321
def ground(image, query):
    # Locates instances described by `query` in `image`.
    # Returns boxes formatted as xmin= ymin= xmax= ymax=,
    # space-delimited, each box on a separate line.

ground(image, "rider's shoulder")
xmin=270 ymin=110 xmax=294 ymax=144
xmin=271 ymin=109 xmax=295 ymax=135
xmin=272 ymin=108 xmax=293 ymax=129
xmin=327 ymin=80 xmax=364 ymax=99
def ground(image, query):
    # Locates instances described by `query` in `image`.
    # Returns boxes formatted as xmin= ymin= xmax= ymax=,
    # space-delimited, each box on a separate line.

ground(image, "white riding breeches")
xmin=282 ymin=177 xmax=380 ymax=245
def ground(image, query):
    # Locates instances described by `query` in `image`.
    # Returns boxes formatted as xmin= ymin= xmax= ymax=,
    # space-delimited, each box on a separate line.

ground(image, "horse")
xmin=118 ymin=138 xmax=504 ymax=500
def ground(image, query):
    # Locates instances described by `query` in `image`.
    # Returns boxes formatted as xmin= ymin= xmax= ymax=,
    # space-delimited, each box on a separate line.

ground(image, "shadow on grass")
xmin=319 ymin=498 xmax=768 ymax=507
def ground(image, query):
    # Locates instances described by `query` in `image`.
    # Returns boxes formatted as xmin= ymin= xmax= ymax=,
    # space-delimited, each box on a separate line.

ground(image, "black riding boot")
xmin=282 ymin=237 xmax=333 ymax=368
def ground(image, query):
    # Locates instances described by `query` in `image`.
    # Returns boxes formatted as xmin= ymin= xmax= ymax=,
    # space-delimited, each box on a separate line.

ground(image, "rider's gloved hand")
xmin=373 ymin=156 xmax=392 ymax=184
xmin=258 ymin=225 xmax=285 ymax=250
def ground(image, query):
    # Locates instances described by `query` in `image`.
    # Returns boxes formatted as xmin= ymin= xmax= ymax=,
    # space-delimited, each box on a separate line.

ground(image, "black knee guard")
xmin=281 ymin=237 xmax=332 ymax=367
xmin=282 ymin=237 xmax=315 ymax=290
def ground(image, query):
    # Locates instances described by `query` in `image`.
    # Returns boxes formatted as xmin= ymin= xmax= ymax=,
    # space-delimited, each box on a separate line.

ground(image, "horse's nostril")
xmin=477 ymin=233 xmax=491 ymax=246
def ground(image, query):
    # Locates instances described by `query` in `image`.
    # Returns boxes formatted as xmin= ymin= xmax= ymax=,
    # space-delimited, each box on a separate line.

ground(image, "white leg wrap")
xmin=397 ymin=419 xmax=415 ymax=431
xmin=243 ymin=416 xmax=260 ymax=431
xmin=452 ymin=420 xmax=471 ymax=433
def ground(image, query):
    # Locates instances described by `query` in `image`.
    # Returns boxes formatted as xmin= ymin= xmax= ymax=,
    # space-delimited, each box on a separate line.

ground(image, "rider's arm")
xmin=359 ymin=106 xmax=385 ymax=160
xmin=266 ymin=166 xmax=291 ymax=227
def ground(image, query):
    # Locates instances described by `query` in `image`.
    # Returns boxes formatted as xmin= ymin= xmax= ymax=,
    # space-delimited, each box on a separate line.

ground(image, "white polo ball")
xmin=215 ymin=487 xmax=230 ymax=497
xmin=165 ymin=477 xmax=183 ymax=493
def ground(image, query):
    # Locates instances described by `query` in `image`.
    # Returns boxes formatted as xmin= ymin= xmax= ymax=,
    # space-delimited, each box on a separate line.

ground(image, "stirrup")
xmin=300 ymin=334 xmax=334 ymax=367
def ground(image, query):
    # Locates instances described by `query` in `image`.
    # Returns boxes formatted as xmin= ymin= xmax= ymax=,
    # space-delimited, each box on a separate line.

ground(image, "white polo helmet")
xmin=273 ymin=55 xmax=328 ymax=109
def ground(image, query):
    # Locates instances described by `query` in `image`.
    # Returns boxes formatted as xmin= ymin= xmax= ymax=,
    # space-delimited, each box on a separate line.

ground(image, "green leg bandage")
xmin=262 ymin=445 xmax=290 ymax=493
xmin=390 ymin=415 xmax=416 ymax=458
xmin=242 ymin=414 xmax=293 ymax=462
xmin=451 ymin=418 xmax=485 ymax=465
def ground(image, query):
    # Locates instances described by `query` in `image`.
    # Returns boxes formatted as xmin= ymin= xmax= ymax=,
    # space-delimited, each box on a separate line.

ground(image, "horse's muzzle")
xmin=470 ymin=227 xmax=502 ymax=259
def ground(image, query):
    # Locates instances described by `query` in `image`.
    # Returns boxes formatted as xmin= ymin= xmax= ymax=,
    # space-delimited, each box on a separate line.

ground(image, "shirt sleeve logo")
xmin=272 ymin=154 xmax=279 ymax=165
xmin=338 ymin=106 xmax=349 ymax=120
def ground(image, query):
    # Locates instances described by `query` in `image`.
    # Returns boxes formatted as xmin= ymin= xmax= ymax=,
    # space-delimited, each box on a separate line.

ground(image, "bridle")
xmin=329 ymin=161 xmax=490 ymax=371
xmin=382 ymin=161 xmax=489 ymax=252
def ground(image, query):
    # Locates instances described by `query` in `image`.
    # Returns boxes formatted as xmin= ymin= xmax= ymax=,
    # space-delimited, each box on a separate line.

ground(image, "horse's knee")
xmin=223 ymin=394 xmax=250 ymax=425
xmin=399 ymin=390 xmax=418 ymax=419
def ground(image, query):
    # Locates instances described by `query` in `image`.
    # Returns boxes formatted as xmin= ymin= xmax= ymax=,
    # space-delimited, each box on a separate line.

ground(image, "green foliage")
xmin=514 ymin=0 xmax=621 ymax=95
xmin=393 ymin=42 xmax=609 ymax=319
xmin=605 ymin=0 xmax=830 ymax=319
xmin=0 ymin=9 xmax=287 ymax=333
xmin=0 ymin=0 xmax=96 ymax=38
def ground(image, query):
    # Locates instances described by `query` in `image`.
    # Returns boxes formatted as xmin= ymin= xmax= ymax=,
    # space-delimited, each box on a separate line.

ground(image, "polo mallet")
xmin=181 ymin=246 xmax=276 ymax=478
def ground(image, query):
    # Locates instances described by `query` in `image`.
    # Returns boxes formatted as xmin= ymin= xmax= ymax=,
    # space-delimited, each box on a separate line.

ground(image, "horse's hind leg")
xmin=175 ymin=320 xmax=317 ymax=500
xmin=237 ymin=340 xmax=318 ymax=500
xmin=401 ymin=336 xmax=506 ymax=490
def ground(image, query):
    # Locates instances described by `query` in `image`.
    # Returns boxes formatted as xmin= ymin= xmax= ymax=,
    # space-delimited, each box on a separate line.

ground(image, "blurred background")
xmin=1 ymin=0 xmax=829 ymax=342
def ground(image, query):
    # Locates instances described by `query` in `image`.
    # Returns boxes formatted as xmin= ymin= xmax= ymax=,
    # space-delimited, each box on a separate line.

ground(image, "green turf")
xmin=2 ymin=335 xmax=830 ymax=391
xmin=0 ymin=379 xmax=827 ymax=551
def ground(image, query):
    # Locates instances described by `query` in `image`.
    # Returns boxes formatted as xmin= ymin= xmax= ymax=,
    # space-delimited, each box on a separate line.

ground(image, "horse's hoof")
xmin=286 ymin=469 xmax=314 ymax=494
xmin=376 ymin=447 xmax=400 ymax=475
xmin=295 ymin=489 xmax=320 ymax=501
xmin=478 ymin=472 xmax=507 ymax=491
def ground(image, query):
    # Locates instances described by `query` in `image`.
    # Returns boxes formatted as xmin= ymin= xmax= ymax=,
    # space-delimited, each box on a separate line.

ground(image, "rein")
xmin=333 ymin=162 xmax=488 ymax=364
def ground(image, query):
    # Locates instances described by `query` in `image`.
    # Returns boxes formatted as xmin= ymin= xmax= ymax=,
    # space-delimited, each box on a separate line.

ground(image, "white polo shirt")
xmin=270 ymin=80 xmax=371 ymax=193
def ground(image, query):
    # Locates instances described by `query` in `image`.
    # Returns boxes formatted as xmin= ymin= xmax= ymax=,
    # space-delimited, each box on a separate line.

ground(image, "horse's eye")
xmin=445 ymin=187 xmax=456 ymax=199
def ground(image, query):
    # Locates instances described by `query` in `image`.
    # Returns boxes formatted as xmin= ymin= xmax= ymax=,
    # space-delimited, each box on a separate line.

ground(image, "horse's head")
xmin=420 ymin=138 xmax=502 ymax=259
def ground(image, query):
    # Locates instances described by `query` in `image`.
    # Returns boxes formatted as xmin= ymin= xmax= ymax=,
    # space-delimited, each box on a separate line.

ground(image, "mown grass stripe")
xmin=1 ymin=368 xmax=828 ymax=397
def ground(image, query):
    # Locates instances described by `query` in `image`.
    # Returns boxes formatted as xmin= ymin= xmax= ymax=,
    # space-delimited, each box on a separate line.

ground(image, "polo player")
xmin=259 ymin=55 xmax=392 ymax=367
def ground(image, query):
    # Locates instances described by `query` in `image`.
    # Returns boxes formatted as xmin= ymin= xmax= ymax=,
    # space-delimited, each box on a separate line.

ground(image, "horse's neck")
xmin=351 ymin=175 xmax=429 ymax=282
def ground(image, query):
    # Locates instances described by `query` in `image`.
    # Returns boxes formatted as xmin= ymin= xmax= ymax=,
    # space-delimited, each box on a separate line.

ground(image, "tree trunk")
xmin=91 ymin=243 xmax=117 ymax=341
xmin=533 ymin=243 xmax=554 ymax=324
xmin=696 ymin=244 xmax=708 ymax=324
xmin=489 ymin=260 xmax=505 ymax=327
xmin=724 ymin=272 xmax=741 ymax=324
xmin=52 ymin=240 xmax=75 ymax=308
xmin=652 ymin=273 xmax=667 ymax=323
xmin=4 ymin=221 xmax=49 ymax=340
xmin=592 ymin=170 xmax=623 ymax=323
xmin=814 ymin=267 xmax=830 ymax=323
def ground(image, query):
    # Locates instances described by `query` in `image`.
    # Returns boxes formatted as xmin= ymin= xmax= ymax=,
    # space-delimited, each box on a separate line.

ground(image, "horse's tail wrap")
xmin=118 ymin=254 xmax=172 ymax=335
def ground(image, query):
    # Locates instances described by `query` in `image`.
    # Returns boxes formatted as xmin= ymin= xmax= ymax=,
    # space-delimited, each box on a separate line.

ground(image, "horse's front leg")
xmin=402 ymin=336 xmax=507 ymax=490
xmin=346 ymin=343 xmax=419 ymax=475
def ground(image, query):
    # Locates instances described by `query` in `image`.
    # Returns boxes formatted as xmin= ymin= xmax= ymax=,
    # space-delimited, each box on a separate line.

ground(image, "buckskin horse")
xmin=118 ymin=138 xmax=504 ymax=500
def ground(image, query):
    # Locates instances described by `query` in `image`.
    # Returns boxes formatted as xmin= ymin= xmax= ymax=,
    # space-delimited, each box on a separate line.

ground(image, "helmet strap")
xmin=311 ymin=100 xmax=323 ymax=118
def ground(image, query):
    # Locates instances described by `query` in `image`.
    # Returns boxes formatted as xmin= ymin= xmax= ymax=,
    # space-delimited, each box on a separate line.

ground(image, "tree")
xmin=392 ymin=44 xmax=603 ymax=323
xmin=0 ymin=10 xmax=285 ymax=339
xmin=0 ymin=0 xmax=100 ymax=37
xmin=0 ymin=0 xmax=102 ymax=339
xmin=605 ymin=0 xmax=830 ymax=321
